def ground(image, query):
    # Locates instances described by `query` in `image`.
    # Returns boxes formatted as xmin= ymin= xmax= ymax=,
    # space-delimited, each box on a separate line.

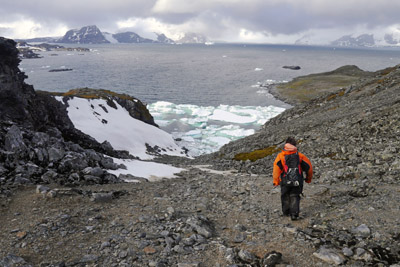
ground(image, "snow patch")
xmin=56 ymin=97 xmax=185 ymax=160
xmin=103 ymin=32 xmax=119 ymax=44
xmin=108 ymin=158 xmax=184 ymax=182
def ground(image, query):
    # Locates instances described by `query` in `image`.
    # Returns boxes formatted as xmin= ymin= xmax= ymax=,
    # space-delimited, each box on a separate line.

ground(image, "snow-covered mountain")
xmin=19 ymin=25 xmax=211 ymax=45
xmin=330 ymin=32 xmax=400 ymax=47
xmin=331 ymin=34 xmax=375 ymax=47
xmin=112 ymin=32 xmax=155 ymax=43
xmin=58 ymin=25 xmax=110 ymax=44
xmin=155 ymin=33 xmax=175 ymax=44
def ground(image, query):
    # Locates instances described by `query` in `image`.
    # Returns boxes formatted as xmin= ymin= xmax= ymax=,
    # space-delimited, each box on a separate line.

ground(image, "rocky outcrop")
xmin=17 ymin=48 xmax=42 ymax=59
xmin=0 ymin=121 xmax=123 ymax=186
xmin=282 ymin=65 xmax=301 ymax=70
xmin=48 ymin=68 xmax=73 ymax=72
xmin=0 ymin=37 xmax=44 ymax=128
xmin=48 ymin=88 xmax=158 ymax=127
xmin=0 ymin=37 xmax=132 ymax=188
xmin=0 ymin=38 xmax=120 ymax=150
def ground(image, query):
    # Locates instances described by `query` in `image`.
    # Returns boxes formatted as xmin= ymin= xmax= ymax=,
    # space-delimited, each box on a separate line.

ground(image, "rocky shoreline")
xmin=17 ymin=42 xmax=91 ymax=59
xmin=1 ymin=36 xmax=399 ymax=266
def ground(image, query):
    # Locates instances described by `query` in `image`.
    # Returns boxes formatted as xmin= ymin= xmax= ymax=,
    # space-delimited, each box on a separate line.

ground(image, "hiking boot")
xmin=290 ymin=214 xmax=299 ymax=221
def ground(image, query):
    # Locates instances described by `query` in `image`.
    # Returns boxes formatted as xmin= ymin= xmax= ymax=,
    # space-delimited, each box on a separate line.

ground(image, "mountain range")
xmin=296 ymin=33 xmax=400 ymax=47
xmin=19 ymin=25 xmax=208 ymax=45
xmin=17 ymin=25 xmax=400 ymax=47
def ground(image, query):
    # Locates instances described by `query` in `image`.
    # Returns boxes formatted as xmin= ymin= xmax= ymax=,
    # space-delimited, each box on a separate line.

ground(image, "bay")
xmin=20 ymin=43 xmax=400 ymax=155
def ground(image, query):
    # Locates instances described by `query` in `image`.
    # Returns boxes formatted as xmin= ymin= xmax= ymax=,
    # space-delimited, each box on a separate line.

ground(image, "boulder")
xmin=313 ymin=246 xmax=346 ymax=265
xmin=4 ymin=125 xmax=27 ymax=153
xmin=186 ymin=215 xmax=215 ymax=238
xmin=58 ymin=152 xmax=89 ymax=173
xmin=351 ymin=224 xmax=371 ymax=238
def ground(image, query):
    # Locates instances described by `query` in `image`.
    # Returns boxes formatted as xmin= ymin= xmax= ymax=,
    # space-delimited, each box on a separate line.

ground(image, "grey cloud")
xmin=207 ymin=1 xmax=400 ymax=35
xmin=0 ymin=0 xmax=157 ymax=30
xmin=2 ymin=0 xmax=400 ymax=39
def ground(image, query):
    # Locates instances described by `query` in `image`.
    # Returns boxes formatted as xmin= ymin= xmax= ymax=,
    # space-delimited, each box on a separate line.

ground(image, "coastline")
xmin=265 ymin=65 xmax=377 ymax=107
xmin=266 ymin=83 xmax=297 ymax=107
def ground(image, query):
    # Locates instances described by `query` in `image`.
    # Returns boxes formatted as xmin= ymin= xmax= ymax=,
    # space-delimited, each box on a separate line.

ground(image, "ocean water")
xmin=20 ymin=43 xmax=400 ymax=155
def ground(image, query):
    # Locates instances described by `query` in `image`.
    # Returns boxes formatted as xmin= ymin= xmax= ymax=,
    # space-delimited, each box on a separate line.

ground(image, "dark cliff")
xmin=0 ymin=38 xmax=39 ymax=126
xmin=0 ymin=38 xmax=131 ymax=188
xmin=0 ymin=37 xmax=116 ymax=153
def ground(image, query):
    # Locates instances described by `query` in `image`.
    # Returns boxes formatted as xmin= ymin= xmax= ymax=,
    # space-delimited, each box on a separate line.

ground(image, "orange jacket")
xmin=273 ymin=143 xmax=313 ymax=186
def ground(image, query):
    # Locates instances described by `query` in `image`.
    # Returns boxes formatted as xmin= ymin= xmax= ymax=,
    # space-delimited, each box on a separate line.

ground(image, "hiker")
xmin=273 ymin=137 xmax=313 ymax=220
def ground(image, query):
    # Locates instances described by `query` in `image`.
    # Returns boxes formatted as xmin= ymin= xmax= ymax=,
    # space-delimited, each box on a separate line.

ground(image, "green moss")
xmin=276 ymin=73 xmax=364 ymax=104
xmin=59 ymin=88 xmax=136 ymax=101
xmin=325 ymin=89 xmax=345 ymax=101
xmin=288 ymin=79 xmax=310 ymax=88
xmin=233 ymin=146 xmax=281 ymax=162
xmin=380 ymin=66 xmax=396 ymax=76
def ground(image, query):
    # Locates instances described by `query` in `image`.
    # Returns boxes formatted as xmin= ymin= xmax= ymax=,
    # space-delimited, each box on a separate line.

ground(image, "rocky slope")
xmin=0 ymin=36 xmax=399 ymax=266
xmin=196 ymin=64 xmax=400 ymax=184
xmin=191 ymin=63 xmax=400 ymax=265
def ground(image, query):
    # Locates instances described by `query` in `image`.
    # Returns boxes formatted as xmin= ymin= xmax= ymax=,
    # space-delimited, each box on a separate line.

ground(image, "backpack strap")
xmin=297 ymin=152 xmax=302 ymax=174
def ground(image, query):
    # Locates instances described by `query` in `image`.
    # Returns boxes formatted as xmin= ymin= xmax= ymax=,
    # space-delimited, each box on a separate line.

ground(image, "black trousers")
xmin=280 ymin=185 xmax=302 ymax=216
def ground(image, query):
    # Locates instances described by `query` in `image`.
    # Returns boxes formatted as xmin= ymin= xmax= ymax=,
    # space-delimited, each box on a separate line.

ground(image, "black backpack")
xmin=281 ymin=152 xmax=303 ymax=187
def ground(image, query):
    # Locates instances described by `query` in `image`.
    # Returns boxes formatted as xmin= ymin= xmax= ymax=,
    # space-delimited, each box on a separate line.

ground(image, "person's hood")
xmin=283 ymin=143 xmax=297 ymax=152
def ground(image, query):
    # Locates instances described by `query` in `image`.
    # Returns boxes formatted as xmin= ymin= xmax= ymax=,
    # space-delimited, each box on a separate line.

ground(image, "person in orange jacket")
xmin=273 ymin=137 xmax=313 ymax=220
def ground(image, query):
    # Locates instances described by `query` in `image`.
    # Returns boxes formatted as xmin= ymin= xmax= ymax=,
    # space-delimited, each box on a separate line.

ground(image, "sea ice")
xmin=210 ymin=109 xmax=256 ymax=124
xmin=148 ymin=101 xmax=285 ymax=156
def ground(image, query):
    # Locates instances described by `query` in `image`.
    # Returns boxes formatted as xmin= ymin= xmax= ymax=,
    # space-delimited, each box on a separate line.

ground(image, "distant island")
xmin=18 ymin=25 xmax=211 ymax=45
xmin=16 ymin=41 xmax=91 ymax=58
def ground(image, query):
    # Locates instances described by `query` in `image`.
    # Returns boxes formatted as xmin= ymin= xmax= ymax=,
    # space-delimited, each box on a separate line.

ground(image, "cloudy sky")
xmin=1 ymin=0 xmax=400 ymax=44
